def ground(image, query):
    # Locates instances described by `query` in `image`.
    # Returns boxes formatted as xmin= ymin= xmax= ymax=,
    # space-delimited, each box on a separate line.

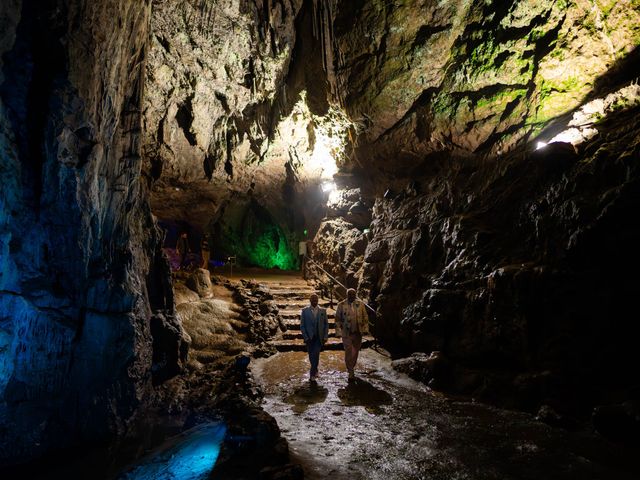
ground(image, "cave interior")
xmin=1 ymin=0 xmax=640 ymax=478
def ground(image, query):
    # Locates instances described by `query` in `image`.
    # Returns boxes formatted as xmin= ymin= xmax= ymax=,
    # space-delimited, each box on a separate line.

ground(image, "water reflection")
xmin=118 ymin=422 xmax=226 ymax=480
xmin=283 ymin=382 xmax=329 ymax=413
xmin=337 ymin=378 xmax=393 ymax=414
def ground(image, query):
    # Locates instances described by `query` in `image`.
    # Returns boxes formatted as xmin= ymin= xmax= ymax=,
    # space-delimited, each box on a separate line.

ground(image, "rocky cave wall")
xmin=309 ymin=0 xmax=640 ymax=412
xmin=0 ymin=0 xmax=179 ymax=464
xmin=329 ymin=0 xmax=640 ymax=168
xmin=142 ymin=0 xmax=344 ymax=269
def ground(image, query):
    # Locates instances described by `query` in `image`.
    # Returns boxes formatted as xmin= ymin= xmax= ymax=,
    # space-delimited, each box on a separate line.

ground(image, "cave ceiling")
xmin=143 ymin=0 xmax=640 ymax=231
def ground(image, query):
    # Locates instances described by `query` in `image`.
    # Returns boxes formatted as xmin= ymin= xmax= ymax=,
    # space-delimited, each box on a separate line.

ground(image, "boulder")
xmin=592 ymin=402 xmax=640 ymax=444
xmin=392 ymin=351 xmax=450 ymax=388
xmin=186 ymin=268 xmax=213 ymax=298
xmin=392 ymin=352 xmax=431 ymax=384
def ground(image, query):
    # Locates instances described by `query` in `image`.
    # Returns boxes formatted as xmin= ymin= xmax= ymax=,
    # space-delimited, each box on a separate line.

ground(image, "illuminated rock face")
xmin=142 ymin=0 xmax=308 ymax=267
xmin=142 ymin=1 xmax=357 ymax=268
xmin=142 ymin=0 xmax=640 ymax=268
xmin=329 ymin=0 xmax=640 ymax=168
xmin=317 ymin=117 xmax=640 ymax=412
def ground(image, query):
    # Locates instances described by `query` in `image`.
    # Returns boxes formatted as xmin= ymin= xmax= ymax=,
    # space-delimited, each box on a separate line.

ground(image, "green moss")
xmin=611 ymin=97 xmax=630 ymax=112
xmin=539 ymin=76 xmax=583 ymax=101
xmin=431 ymin=93 xmax=457 ymax=116
xmin=580 ymin=15 xmax=599 ymax=35
xmin=469 ymin=38 xmax=498 ymax=74
xmin=529 ymin=28 xmax=546 ymax=42
xmin=475 ymin=88 xmax=527 ymax=110
xmin=531 ymin=73 xmax=589 ymax=125
xmin=596 ymin=0 xmax=617 ymax=19
xmin=559 ymin=76 xmax=580 ymax=92
xmin=534 ymin=91 xmax=581 ymax=124
xmin=550 ymin=44 xmax=566 ymax=60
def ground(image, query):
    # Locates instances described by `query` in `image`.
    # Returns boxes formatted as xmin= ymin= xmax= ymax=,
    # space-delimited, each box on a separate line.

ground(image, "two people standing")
xmin=300 ymin=288 xmax=369 ymax=381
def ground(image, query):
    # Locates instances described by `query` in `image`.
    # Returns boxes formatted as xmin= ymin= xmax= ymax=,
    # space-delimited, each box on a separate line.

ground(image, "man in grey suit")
xmin=300 ymin=293 xmax=329 ymax=381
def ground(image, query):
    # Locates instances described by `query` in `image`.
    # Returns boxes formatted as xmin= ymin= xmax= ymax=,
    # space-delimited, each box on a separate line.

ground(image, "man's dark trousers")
xmin=307 ymin=336 xmax=322 ymax=377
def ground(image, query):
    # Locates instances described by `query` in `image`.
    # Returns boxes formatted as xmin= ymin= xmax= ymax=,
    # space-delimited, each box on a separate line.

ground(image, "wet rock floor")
xmin=252 ymin=349 xmax=639 ymax=480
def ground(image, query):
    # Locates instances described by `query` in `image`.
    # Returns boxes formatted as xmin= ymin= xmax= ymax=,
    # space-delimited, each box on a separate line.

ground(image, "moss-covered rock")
xmin=329 ymin=0 xmax=640 ymax=163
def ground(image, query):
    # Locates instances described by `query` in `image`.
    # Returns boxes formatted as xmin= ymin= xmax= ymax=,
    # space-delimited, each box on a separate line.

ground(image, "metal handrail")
xmin=305 ymin=256 xmax=376 ymax=314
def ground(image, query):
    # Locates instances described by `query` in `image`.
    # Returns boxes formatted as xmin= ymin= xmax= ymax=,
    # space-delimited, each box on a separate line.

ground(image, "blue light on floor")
xmin=119 ymin=423 xmax=226 ymax=480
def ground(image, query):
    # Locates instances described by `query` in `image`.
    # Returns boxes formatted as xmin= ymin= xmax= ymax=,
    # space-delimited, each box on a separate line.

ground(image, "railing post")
xmin=227 ymin=255 xmax=236 ymax=278
xmin=329 ymin=279 xmax=334 ymax=309
xmin=302 ymin=252 xmax=307 ymax=278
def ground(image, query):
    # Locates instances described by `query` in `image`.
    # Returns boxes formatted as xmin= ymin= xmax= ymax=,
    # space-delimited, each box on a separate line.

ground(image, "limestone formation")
xmin=142 ymin=0 xmax=335 ymax=268
xmin=233 ymin=279 xmax=286 ymax=346
xmin=1 ymin=0 xmax=640 ymax=469
xmin=186 ymin=267 xmax=215 ymax=298
xmin=328 ymin=0 xmax=640 ymax=166
xmin=315 ymin=103 xmax=640 ymax=412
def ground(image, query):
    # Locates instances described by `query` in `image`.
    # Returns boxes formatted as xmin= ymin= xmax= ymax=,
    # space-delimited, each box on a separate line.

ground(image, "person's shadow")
xmin=337 ymin=378 xmax=393 ymax=414
xmin=283 ymin=382 xmax=329 ymax=414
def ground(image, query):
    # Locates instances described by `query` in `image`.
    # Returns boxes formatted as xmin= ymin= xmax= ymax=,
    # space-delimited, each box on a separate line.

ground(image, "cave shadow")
xmin=283 ymin=382 xmax=329 ymax=414
xmin=337 ymin=378 xmax=393 ymax=415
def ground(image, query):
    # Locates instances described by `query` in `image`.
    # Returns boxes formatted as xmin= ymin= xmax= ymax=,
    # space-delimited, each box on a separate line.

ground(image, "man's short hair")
xmin=347 ymin=288 xmax=356 ymax=295
xmin=310 ymin=293 xmax=319 ymax=299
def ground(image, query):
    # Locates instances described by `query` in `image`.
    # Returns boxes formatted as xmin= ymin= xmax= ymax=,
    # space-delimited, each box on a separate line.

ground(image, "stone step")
xmin=280 ymin=311 xmax=336 ymax=320
xmin=267 ymin=285 xmax=317 ymax=291
xmin=276 ymin=301 xmax=334 ymax=309
xmin=283 ymin=316 xmax=336 ymax=323
xmin=282 ymin=329 xmax=337 ymax=340
xmin=250 ymin=278 xmax=359 ymax=352
xmin=269 ymin=291 xmax=319 ymax=299
xmin=283 ymin=320 xmax=336 ymax=330
xmin=279 ymin=305 xmax=336 ymax=312
xmin=258 ymin=282 xmax=311 ymax=288
xmin=271 ymin=336 xmax=375 ymax=352
xmin=282 ymin=317 xmax=336 ymax=324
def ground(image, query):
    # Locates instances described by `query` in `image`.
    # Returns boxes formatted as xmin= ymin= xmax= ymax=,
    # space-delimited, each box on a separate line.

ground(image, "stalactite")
xmin=181 ymin=0 xmax=217 ymax=36
xmin=311 ymin=0 xmax=343 ymax=107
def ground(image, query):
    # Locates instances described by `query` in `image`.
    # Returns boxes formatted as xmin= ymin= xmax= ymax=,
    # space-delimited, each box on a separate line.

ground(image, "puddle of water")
xmin=336 ymin=378 xmax=393 ymax=414
xmin=118 ymin=422 xmax=226 ymax=480
xmin=284 ymin=383 xmax=329 ymax=414
xmin=252 ymin=350 xmax=640 ymax=480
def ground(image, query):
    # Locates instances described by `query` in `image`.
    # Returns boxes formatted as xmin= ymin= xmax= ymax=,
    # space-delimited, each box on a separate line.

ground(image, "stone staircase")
xmin=255 ymin=276 xmax=374 ymax=352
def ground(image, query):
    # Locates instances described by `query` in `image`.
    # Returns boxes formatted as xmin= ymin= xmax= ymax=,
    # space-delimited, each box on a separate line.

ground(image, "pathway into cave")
xmin=230 ymin=271 xmax=374 ymax=352
xmin=252 ymin=350 xmax=639 ymax=480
